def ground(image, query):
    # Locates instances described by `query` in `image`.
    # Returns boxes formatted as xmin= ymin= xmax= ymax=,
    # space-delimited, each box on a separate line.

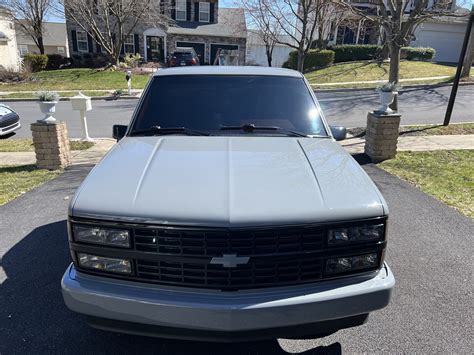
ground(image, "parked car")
xmin=62 ymin=66 xmax=394 ymax=341
xmin=168 ymin=47 xmax=200 ymax=67
xmin=0 ymin=104 xmax=21 ymax=137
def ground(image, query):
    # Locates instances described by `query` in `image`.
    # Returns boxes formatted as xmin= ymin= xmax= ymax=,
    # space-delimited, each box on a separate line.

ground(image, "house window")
xmin=199 ymin=2 xmax=210 ymax=22
xmin=176 ymin=0 xmax=187 ymax=21
xmin=124 ymin=34 xmax=135 ymax=54
xmin=18 ymin=44 xmax=29 ymax=56
xmin=76 ymin=30 xmax=89 ymax=52
xmin=57 ymin=46 xmax=65 ymax=54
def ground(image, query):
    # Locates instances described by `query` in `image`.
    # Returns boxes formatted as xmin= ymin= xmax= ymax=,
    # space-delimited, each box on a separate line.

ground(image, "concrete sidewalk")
xmin=0 ymin=138 xmax=115 ymax=166
xmin=311 ymin=75 xmax=452 ymax=87
xmin=1 ymin=135 xmax=473 ymax=167
xmin=341 ymin=134 xmax=474 ymax=154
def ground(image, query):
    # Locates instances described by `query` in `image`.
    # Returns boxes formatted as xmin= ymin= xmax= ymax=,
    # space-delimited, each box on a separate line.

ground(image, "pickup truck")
xmin=62 ymin=66 xmax=394 ymax=341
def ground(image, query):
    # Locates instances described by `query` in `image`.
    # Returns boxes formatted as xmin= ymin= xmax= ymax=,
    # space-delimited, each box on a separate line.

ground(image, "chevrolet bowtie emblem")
xmin=210 ymin=254 xmax=250 ymax=268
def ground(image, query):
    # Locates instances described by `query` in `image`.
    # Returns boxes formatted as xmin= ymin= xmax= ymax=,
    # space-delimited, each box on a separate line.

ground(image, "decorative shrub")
xmin=0 ymin=68 xmax=29 ymax=82
xmin=285 ymin=49 xmax=335 ymax=71
xmin=71 ymin=53 xmax=110 ymax=68
xmin=46 ymin=54 xmax=68 ymax=70
xmin=23 ymin=53 xmax=48 ymax=72
xmin=35 ymin=90 xmax=59 ymax=102
xmin=401 ymin=47 xmax=435 ymax=61
xmin=123 ymin=53 xmax=142 ymax=68
xmin=329 ymin=44 xmax=382 ymax=63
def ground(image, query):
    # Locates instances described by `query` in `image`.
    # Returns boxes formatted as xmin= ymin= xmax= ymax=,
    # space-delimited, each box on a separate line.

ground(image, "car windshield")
xmin=173 ymin=52 xmax=193 ymax=59
xmin=131 ymin=75 xmax=327 ymax=137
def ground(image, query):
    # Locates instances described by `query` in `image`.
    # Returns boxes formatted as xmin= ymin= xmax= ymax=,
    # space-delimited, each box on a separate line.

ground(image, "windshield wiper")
xmin=130 ymin=126 xmax=210 ymax=136
xmin=220 ymin=123 xmax=316 ymax=138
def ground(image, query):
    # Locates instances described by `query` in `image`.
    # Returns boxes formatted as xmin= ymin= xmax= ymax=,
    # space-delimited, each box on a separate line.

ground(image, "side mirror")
xmin=113 ymin=125 xmax=127 ymax=141
xmin=330 ymin=125 xmax=347 ymax=141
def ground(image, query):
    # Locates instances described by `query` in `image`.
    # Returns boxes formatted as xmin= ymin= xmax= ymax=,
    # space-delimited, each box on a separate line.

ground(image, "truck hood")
xmin=71 ymin=136 xmax=387 ymax=227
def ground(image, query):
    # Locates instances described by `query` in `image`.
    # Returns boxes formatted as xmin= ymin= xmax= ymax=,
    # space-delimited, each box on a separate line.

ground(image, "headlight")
xmin=78 ymin=253 xmax=132 ymax=274
xmin=328 ymin=224 xmax=384 ymax=245
xmin=73 ymin=225 xmax=130 ymax=248
xmin=325 ymin=253 xmax=379 ymax=275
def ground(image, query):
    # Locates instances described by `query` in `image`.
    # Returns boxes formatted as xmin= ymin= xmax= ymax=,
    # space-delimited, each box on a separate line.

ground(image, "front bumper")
xmin=62 ymin=263 xmax=394 ymax=340
xmin=0 ymin=121 xmax=21 ymax=136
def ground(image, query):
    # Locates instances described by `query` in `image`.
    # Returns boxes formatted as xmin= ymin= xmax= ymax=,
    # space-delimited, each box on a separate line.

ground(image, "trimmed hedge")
xmin=329 ymin=44 xmax=382 ymax=63
xmin=284 ymin=49 xmax=335 ymax=71
xmin=23 ymin=53 xmax=48 ymax=72
xmin=46 ymin=54 xmax=70 ymax=70
xmin=401 ymin=47 xmax=435 ymax=61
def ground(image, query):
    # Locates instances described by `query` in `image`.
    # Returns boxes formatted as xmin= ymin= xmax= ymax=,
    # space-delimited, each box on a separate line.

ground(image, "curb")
xmin=313 ymin=81 xmax=474 ymax=93
xmin=0 ymin=95 xmax=140 ymax=103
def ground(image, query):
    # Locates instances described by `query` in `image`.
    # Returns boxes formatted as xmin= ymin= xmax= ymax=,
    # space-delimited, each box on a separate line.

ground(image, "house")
xmin=15 ymin=21 xmax=69 ymax=57
xmin=0 ymin=7 xmax=19 ymax=71
xmin=323 ymin=0 xmax=468 ymax=63
xmin=246 ymin=30 xmax=294 ymax=67
xmin=66 ymin=2 xmax=247 ymax=65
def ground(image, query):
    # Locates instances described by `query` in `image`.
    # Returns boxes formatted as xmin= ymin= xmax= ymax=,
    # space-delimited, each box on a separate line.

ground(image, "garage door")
xmin=412 ymin=23 xmax=466 ymax=63
xmin=176 ymin=42 xmax=205 ymax=64
xmin=211 ymin=44 xmax=239 ymax=65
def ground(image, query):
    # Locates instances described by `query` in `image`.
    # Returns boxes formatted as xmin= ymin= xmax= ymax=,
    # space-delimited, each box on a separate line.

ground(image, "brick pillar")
xmin=31 ymin=122 xmax=71 ymax=170
xmin=364 ymin=112 xmax=401 ymax=163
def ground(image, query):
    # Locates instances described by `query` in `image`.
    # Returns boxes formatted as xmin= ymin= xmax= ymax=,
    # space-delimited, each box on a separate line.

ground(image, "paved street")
xmin=2 ymin=85 xmax=472 ymax=139
xmin=1 ymin=162 xmax=472 ymax=354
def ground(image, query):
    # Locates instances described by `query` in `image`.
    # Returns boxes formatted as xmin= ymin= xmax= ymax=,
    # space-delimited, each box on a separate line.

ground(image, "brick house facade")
xmin=66 ymin=1 xmax=246 ymax=65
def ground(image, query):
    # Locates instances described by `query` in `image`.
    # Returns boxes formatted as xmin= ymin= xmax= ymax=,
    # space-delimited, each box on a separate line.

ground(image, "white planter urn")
xmin=377 ymin=91 xmax=397 ymax=114
xmin=38 ymin=101 xmax=58 ymax=123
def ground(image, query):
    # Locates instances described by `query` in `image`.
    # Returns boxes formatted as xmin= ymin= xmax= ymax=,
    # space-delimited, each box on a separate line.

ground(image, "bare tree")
xmin=343 ymin=0 xmax=468 ymax=84
xmin=254 ymin=0 xmax=341 ymax=72
xmin=240 ymin=0 xmax=280 ymax=66
xmin=59 ymin=0 xmax=171 ymax=66
xmin=1 ymin=0 xmax=53 ymax=54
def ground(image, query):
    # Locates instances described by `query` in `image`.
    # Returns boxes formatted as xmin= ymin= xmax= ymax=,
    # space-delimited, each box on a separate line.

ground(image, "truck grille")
xmin=129 ymin=226 xmax=326 ymax=290
xmin=136 ymin=257 xmax=323 ymax=290
xmin=134 ymin=228 xmax=325 ymax=256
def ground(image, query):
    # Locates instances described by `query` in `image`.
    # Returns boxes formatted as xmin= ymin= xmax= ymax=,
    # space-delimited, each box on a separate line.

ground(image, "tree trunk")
xmin=37 ymin=37 xmax=45 ymax=54
xmin=297 ymin=50 xmax=305 ymax=72
xmin=461 ymin=25 xmax=474 ymax=78
xmin=266 ymin=46 xmax=272 ymax=67
xmin=388 ymin=45 xmax=401 ymax=112
xmin=388 ymin=45 xmax=401 ymax=83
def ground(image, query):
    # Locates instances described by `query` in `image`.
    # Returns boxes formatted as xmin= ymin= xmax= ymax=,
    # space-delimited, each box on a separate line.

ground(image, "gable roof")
xmin=168 ymin=8 xmax=247 ymax=38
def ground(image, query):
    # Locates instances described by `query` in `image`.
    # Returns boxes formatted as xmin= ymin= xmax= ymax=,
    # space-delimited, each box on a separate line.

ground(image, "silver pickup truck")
xmin=62 ymin=66 xmax=394 ymax=341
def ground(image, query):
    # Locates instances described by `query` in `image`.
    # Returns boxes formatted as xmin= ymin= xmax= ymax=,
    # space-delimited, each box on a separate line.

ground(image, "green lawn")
xmin=1 ymin=68 xmax=151 ymax=92
xmin=0 ymin=165 xmax=61 ymax=205
xmin=380 ymin=150 xmax=474 ymax=218
xmin=0 ymin=139 xmax=94 ymax=152
xmin=306 ymin=61 xmax=459 ymax=87
xmin=348 ymin=123 xmax=474 ymax=138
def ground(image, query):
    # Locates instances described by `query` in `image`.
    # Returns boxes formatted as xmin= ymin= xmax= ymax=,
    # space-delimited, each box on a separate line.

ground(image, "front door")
xmin=146 ymin=36 xmax=164 ymax=62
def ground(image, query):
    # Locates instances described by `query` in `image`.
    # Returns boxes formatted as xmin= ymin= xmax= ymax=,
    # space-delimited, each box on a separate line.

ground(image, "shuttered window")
xmin=76 ymin=31 xmax=89 ymax=52
xmin=176 ymin=0 xmax=186 ymax=21
xmin=199 ymin=2 xmax=210 ymax=22
xmin=124 ymin=34 xmax=135 ymax=54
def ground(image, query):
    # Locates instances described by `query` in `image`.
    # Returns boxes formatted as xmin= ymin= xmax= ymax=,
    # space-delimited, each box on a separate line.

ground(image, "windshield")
xmin=131 ymin=75 xmax=327 ymax=136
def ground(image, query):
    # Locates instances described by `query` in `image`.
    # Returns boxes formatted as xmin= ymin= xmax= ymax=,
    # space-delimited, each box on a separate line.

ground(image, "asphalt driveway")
xmin=0 ymin=163 xmax=472 ymax=354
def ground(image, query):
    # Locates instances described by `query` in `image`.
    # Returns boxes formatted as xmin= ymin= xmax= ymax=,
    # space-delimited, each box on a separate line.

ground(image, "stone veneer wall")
xmin=364 ymin=112 xmax=401 ymax=163
xmin=31 ymin=122 xmax=71 ymax=170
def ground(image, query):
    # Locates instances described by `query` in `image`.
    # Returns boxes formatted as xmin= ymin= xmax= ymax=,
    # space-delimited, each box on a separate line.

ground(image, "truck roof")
xmin=153 ymin=66 xmax=303 ymax=78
